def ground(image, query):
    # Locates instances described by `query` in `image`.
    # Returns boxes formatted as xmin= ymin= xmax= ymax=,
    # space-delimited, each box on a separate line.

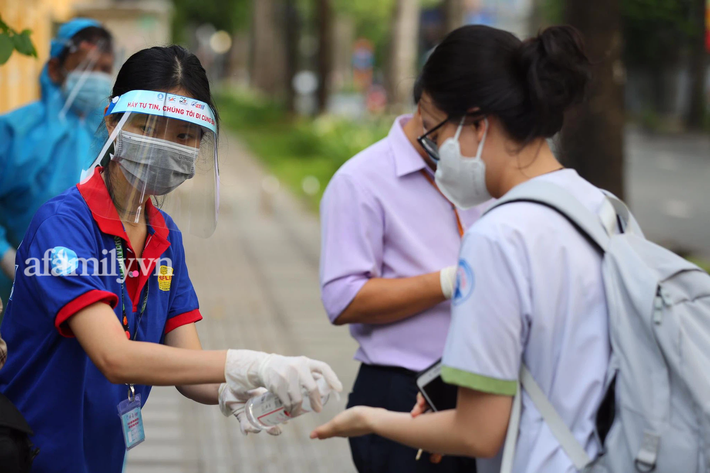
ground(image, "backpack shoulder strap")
xmin=500 ymin=378 xmax=522 ymax=473
xmin=520 ymin=365 xmax=592 ymax=469
xmin=485 ymin=180 xmax=611 ymax=252
xmin=500 ymin=366 xmax=593 ymax=473
xmin=600 ymin=190 xmax=645 ymax=237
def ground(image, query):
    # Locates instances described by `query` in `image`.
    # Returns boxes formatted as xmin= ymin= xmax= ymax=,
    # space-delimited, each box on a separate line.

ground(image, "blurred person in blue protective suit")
xmin=0 ymin=18 xmax=115 ymax=306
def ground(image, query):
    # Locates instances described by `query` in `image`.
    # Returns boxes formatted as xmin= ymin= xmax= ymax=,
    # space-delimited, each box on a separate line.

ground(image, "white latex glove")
xmin=225 ymin=350 xmax=343 ymax=416
xmin=0 ymin=248 xmax=16 ymax=280
xmin=218 ymin=384 xmax=282 ymax=436
xmin=440 ymin=265 xmax=458 ymax=300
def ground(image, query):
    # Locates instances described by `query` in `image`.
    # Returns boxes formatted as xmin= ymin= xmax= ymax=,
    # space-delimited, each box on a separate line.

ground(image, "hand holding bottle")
xmin=224 ymin=350 xmax=342 ymax=416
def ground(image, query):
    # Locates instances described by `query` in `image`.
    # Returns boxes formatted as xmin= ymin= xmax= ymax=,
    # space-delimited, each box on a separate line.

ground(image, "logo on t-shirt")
xmin=50 ymin=247 xmax=79 ymax=276
xmin=158 ymin=265 xmax=173 ymax=291
xmin=453 ymin=258 xmax=475 ymax=305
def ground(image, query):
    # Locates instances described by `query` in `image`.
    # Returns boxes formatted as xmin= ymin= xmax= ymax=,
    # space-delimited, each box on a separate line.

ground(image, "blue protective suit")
xmin=0 ymin=18 xmax=105 ymax=303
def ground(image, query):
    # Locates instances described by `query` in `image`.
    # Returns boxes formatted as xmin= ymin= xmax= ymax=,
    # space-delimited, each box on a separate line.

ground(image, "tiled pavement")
xmin=126 ymin=134 xmax=360 ymax=473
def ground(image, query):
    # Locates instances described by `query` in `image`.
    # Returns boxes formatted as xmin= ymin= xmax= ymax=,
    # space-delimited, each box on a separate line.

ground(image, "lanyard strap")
xmin=114 ymin=236 xmax=150 ymax=402
xmin=113 ymin=236 xmax=149 ymax=341
xmin=420 ymin=170 xmax=465 ymax=238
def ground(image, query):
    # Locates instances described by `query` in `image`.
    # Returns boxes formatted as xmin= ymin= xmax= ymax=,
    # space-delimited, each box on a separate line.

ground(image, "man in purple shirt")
xmin=319 ymin=89 xmax=483 ymax=472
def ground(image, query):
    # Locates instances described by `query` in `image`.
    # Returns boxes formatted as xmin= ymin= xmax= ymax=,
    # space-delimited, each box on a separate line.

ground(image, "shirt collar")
xmin=77 ymin=167 xmax=170 ymax=243
xmin=389 ymin=115 xmax=428 ymax=178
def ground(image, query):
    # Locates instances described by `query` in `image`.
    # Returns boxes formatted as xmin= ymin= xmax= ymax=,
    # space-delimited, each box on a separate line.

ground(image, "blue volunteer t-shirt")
xmin=0 ymin=167 xmax=202 ymax=473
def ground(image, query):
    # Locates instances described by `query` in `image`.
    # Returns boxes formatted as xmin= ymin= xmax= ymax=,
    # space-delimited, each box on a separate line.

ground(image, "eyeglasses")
xmin=417 ymin=117 xmax=448 ymax=162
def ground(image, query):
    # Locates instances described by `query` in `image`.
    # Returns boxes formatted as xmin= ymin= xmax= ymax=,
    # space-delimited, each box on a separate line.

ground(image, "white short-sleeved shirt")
xmin=442 ymin=169 xmax=610 ymax=473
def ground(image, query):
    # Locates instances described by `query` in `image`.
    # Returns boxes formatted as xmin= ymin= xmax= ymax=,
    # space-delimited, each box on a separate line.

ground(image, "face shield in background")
xmin=57 ymin=37 xmax=115 ymax=120
xmin=81 ymin=90 xmax=220 ymax=238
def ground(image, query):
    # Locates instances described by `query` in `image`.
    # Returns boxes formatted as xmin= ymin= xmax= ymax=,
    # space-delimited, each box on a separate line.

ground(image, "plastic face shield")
xmin=58 ymin=37 xmax=115 ymax=119
xmin=81 ymin=90 xmax=219 ymax=238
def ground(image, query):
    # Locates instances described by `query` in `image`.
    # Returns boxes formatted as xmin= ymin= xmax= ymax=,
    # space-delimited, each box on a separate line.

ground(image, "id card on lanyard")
xmin=117 ymin=389 xmax=145 ymax=450
xmin=114 ymin=236 xmax=149 ymax=450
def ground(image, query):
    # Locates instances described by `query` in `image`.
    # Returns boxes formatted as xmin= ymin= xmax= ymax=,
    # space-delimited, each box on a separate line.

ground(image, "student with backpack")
xmin=311 ymin=24 xmax=710 ymax=473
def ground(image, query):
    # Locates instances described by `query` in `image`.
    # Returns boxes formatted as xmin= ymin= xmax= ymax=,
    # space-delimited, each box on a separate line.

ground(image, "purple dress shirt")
xmin=319 ymin=115 xmax=485 ymax=371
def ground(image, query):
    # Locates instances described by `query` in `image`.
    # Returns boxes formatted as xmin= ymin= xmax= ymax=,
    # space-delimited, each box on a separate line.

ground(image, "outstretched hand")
xmin=225 ymin=350 xmax=343 ymax=416
xmin=310 ymin=406 xmax=378 ymax=440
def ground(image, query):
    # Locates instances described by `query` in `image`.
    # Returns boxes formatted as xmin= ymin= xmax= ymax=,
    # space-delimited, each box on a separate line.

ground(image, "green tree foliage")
xmin=171 ymin=0 xmax=251 ymax=43
xmin=543 ymin=0 xmax=701 ymax=67
xmin=621 ymin=0 xmax=699 ymax=67
xmin=333 ymin=0 xmax=395 ymax=49
xmin=169 ymin=0 xmax=441 ymax=64
xmin=0 ymin=16 xmax=37 ymax=65
xmin=332 ymin=0 xmax=439 ymax=68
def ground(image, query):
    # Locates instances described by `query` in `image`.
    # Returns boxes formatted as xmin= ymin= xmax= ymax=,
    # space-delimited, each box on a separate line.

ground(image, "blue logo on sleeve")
xmin=50 ymin=247 xmax=79 ymax=276
xmin=453 ymin=259 xmax=475 ymax=305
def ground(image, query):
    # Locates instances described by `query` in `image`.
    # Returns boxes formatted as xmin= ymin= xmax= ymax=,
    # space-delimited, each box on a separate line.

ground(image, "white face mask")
xmin=434 ymin=117 xmax=491 ymax=209
xmin=114 ymin=130 xmax=199 ymax=196
xmin=61 ymin=70 xmax=113 ymax=116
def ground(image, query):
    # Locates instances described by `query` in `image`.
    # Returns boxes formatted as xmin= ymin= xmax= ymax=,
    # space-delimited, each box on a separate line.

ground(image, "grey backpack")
xmin=491 ymin=181 xmax=710 ymax=473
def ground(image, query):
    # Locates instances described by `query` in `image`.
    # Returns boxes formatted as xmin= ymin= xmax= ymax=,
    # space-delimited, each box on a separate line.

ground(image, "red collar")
xmin=78 ymin=167 xmax=172 ymax=309
xmin=77 ymin=167 xmax=170 ymax=248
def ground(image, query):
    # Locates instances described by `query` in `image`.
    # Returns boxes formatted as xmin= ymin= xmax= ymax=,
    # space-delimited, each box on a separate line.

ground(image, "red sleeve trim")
xmin=55 ymin=290 xmax=120 ymax=338
xmin=164 ymin=309 xmax=202 ymax=334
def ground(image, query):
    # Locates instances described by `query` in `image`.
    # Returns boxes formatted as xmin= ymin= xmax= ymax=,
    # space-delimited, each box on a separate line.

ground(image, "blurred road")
xmin=126 ymin=134 xmax=359 ymax=473
xmin=627 ymin=128 xmax=710 ymax=259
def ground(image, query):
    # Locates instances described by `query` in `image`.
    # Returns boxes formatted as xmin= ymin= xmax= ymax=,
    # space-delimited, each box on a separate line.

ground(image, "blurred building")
xmin=0 ymin=0 xmax=172 ymax=115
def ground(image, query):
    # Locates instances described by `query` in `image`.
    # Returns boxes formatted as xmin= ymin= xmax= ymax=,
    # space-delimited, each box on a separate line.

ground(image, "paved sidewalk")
xmin=126 ymin=134 xmax=360 ymax=473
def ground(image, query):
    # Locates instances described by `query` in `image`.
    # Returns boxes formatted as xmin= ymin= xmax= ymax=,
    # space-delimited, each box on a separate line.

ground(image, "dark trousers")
xmin=347 ymin=363 xmax=478 ymax=473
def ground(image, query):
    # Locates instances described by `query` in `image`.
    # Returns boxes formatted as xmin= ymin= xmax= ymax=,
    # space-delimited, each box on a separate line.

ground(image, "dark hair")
xmin=417 ymin=25 xmax=590 ymax=144
xmin=413 ymin=76 xmax=423 ymax=104
xmin=57 ymin=26 xmax=114 ymax=66
xmin=111 ymin=45 xmax=219 ymax=130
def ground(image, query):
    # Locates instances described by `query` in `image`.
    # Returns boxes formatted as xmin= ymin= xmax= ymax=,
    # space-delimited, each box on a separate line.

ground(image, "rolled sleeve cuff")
xmin=321 ymin=276 xmax=369 ymax=323
xmin=441 ymin=366 xmax=517 ymax=396
xmin=55 ymin=290 xmax=120 ymax=338
xmin=165 ymin=309 xmax=202 ymax=334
